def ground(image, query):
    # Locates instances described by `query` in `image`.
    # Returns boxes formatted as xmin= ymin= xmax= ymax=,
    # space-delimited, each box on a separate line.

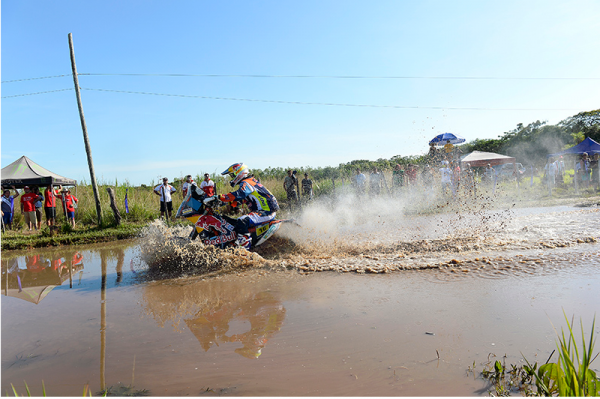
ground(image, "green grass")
xmin=523 ymin=313 xmax=599 ymax=396
xmin=472 ymin=313 xmax=600 ymax=396
xmin=8 ymin=381 xmax=93 ymax=397
xmin=1 ymin=222 xmax=148 ymax=250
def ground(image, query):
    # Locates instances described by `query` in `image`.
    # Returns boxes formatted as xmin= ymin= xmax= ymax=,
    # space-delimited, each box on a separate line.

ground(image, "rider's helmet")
xmin=222 ymin=163 xmax=250 ymax=187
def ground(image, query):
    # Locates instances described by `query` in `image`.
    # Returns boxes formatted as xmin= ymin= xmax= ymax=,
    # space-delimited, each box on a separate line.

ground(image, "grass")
xmin=472 ymin=313 xmax=600 ymax=396
xmin=8 ymin=381 xmax=93 ymax=397
xmin=1 ymin=222 xmax=149 ymax=250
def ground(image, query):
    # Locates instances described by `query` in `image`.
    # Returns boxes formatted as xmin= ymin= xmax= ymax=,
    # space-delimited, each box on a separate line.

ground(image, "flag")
xmin=125 ymin=189 xmax=129 ymax=213
xmin=10 ymin=196 xmax=14 ymax=223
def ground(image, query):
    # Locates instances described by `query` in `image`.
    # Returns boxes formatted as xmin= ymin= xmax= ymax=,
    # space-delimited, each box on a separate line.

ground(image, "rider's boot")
xmin=235 ymin=233 xmax=251 ymax=250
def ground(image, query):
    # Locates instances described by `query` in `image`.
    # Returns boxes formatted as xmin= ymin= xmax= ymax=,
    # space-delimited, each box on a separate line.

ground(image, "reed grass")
xmin=474 ymin=313 xmax=600 ymax=396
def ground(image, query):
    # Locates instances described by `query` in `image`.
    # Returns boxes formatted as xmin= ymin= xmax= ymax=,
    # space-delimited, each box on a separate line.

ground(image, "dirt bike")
xmin=175 ymin=186 xmax=296 ymax=250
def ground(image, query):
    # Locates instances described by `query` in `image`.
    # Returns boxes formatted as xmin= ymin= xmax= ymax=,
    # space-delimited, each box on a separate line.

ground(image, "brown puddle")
xmin=2 ymin=205 xmax=600 ymax=396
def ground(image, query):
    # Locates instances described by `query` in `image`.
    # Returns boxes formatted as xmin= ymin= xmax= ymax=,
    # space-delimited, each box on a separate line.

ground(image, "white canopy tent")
xmin=460 ymin=151 xmax=516 ymax=167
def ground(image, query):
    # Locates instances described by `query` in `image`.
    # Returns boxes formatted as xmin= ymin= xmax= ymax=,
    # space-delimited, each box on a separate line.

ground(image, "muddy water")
xmin=2 ymin=205 xmax=600 ymax=396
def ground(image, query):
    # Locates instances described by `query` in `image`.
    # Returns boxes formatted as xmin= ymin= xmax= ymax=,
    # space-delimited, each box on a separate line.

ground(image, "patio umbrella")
xmin=429 ymin=133 xmax=466 ymax=146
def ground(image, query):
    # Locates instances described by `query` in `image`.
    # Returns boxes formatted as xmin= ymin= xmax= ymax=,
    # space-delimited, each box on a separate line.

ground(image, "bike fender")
xmin=255 ymin=223 xmax=281 ymax=247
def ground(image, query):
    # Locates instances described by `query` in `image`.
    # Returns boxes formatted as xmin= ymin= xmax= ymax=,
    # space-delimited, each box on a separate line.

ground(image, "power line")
xmin=1 ymin=88 xmax=73 ymax=99
xmin=78 ymin=72 xmax=600 ymax=80
xmin=1 ymin=74 xmax=72 ymax=84
xmin=80 ymin=87 xmax=582 ymax=111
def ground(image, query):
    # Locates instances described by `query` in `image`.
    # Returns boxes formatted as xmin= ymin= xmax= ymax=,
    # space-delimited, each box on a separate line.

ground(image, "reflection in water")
xmin=100 ymin=249 xmax=108 ymax=392
xmin=1 ymin=251 xmax=84 ymax=304
xmin=142 ymin=279 xmax=286 ymax=359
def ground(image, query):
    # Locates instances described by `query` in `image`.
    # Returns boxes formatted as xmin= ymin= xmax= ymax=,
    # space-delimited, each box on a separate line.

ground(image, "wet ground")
xmin=2 ymin=202 xmax=599 ymax=396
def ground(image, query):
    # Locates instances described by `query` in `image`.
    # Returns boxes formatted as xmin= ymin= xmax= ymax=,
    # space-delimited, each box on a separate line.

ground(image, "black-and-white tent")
xmin=1 ymin=156 xmax=77 ymax=188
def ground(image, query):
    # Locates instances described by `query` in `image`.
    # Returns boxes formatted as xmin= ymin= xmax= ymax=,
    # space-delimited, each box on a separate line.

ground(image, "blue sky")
xmin=2 ymin=0 xmax=599 ymax=186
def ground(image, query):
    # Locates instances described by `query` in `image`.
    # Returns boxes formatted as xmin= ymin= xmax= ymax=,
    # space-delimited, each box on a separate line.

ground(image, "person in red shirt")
xmin=200 ymin=173 xmax=216 ymax=196
xmin=20 ymin=186 xmax=39 ymax=231
xmin=44 ymin=185 xmax=62 ymax=227
xmin=59 ymin=189 xmax=78 ymax=228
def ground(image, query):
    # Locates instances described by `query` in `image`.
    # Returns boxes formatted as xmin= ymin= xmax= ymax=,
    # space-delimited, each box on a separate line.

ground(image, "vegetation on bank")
xmin=1 ymin=222 xmax=147 ymax=250
xmin=471 ymin=314 xmax=599 ymax=397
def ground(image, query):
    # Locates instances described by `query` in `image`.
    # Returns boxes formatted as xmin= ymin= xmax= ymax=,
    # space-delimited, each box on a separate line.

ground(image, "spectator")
xmin=1 ymin=186 xmax=20 ymax=230
xmin=590 ymin=153 xmax=599 ymax=191
xmin=485 ymin=164 xmax=495 ymax=183
xmin=406 ymin=164 xmax=417 ymax=186
xmin=428 ymin=142 xmax=438 ymax=162
xmin=33 ymin=187 xmax=44 ymax=230
xmin=392 ymin=164 xmax=405 ymax=193
xmin=421 ymin=164 xmax=433 ymax=188
xmin=292 ymin=171 xmax=300 ymax=200
xmin=544 ymin=158 xmax=557 ymax=186
xmin=200 ymin=173 xmax=216 ymax=196
xmin=182 ymin=175 xmax=195 ymax=198
xmin=443 ymin=140 xmax=454 ymax=161
xmin=59 ymin=189 xmax=79 ymax=228
xmin=283 ymin=170 xmax=298 ymax=211
xmin=20 ymin=186 xmax=38 ymax=231
xmin=462 ymin=164 xmax=475 ymax=195
xmin=576 ymin=153 xmax=591 ymax=188
xmin=439 ymin=162 xmax=453 ymax=196
xmin=369 ymin=168 xmax=382 ymax=196
xmin=354 ymin=169 xmax=366 ymax=196
xmin=451 ymin=161 xmax=461 ymax=193
xmin=301 ymin=172 xmax=313 ymax=200
xmin=556 ymin=156 xmax=566 ymax=185
xmin=154 ymin=177 xmax=177 ymax=220
xmin=44 ymin=185 xmax=62 ymax=227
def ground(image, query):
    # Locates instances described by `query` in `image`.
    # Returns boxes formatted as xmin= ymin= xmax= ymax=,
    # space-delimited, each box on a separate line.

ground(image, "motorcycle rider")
xmin=217 ymin=163 xmax=280 ymax=249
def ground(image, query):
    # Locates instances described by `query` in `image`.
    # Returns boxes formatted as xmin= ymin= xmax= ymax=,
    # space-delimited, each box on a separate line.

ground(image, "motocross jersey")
xmin=220 ymin=177 xmax=279 ymax=215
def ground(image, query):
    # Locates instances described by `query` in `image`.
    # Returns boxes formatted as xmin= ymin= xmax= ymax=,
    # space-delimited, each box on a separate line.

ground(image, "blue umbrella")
xmin=429 ymin=133 xmax=466 ymax=146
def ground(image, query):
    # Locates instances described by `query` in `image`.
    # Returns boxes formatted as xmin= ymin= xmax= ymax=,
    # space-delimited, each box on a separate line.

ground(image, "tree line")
xmin=248 ymin=109 xmax=600 ymax=181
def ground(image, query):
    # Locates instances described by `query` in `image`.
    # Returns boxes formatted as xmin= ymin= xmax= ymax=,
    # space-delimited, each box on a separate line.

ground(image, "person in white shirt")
xmin=200 ymin=173 xmax=216 ymax=197
xmin=439 ymin=163 xmax=454 ymax=196
xmin=182 ymin=175 xmax=194 ymax=198
xmin=154 ymin=177 xmax=177 ymax=220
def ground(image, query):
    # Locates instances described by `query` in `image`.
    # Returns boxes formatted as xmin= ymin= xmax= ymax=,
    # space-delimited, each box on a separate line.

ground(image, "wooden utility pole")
xmin=68 ymin=33 xmax=103 ymax=226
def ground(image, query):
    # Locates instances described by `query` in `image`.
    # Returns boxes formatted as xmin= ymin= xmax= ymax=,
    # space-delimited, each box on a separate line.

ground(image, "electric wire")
xmin=1 ymin=74 xmax=72 ymax=84
xmin=1 ymin=88 xmax=73 ymax=99
xmin=79 ymin=87 xmax=582 ymax=111
xmin=78 ymin=72 xmax=600 ymax=80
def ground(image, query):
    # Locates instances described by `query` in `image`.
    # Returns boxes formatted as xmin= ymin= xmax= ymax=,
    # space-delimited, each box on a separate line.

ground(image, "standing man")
xmin=392 ymin=164 xmax=405 ymax=194
xmin=20 ymin=186 xmax=38 ymax=231
xmin=154 ymin=177 xmax=177 ymax=221
xmin=283 ymin=170 xmax=298 ymax=212
xmin=182 ymin=175 xmax=195 ymax=198
xmin=33 ymin=187 xmax=44 ymax=230
xmin=485 ymin=164 xmax=495 ymax=184
xmin=200 ymin=173 xmax=216 ymax=197
xmin=1 ymin=186 xmax=20 ymax=230
xmin=44 ymin=185 xmax=62 ymax=227
xmin=59 ymin=189 xmax=79 ymax=228
xmin=439 ymin=162 xmax=454 ymax=197
xmin=444 ymin=140 xmax=454 ymax=161
xmin=301 ymin=172 xmax=313 ymax=200
xmin=369 ymin=168 xmax=382 ymax=196
xmin=355 ymin=169 xmax=366 ymax=196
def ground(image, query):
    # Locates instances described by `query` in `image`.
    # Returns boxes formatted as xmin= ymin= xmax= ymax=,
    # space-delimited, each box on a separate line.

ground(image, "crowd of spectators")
xmin=1 ymin=185 xmax=78 ymax=232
